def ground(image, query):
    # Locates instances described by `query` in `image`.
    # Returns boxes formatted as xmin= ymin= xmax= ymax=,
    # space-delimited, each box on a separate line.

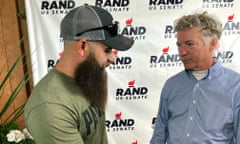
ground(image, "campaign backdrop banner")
xmin=25 ymin=0 xmax=240 ymax=143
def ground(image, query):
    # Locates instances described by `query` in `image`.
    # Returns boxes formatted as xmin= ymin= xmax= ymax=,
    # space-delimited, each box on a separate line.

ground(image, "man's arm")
xmin=150 ymin=86 xmax=169 ymax=144
xmin=26 ymin=103 xmax=84 ymax=144
xmin=233 ymin=85 xmax=240 ymax=143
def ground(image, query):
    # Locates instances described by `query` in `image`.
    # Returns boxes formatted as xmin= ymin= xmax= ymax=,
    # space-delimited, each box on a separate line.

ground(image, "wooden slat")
xmin=0 ymin=0 xmax=31 ymax=129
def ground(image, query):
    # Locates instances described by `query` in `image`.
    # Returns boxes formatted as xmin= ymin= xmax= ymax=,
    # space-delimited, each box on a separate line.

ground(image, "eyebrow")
xmin=103 ymin=46 xmax=113 ymax=53
xmin=177 ymin=40 xmax=195 ymax=44
xmin=104 ymin=46 xmax=112 ymax=50
xmin=176 ymin=40 xmax=196 ymax=46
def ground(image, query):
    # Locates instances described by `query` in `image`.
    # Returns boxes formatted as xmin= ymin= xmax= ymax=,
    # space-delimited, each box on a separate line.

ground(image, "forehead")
xmin=177 ymin=27 xmax=202 ymax=42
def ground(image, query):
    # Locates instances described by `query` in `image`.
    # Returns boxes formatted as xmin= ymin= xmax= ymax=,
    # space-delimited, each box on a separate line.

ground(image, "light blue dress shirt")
xmin=150 ymin=60 xmax=240 ymax=144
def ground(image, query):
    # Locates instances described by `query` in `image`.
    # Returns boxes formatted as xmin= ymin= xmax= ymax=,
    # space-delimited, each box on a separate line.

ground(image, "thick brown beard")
xmin=74 ymin=53 xmax=107 ymax=112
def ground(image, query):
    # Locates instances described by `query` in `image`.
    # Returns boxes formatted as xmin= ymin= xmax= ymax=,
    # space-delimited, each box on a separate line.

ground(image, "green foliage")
xmin=0 ymin=38 xmax=35 ymax=144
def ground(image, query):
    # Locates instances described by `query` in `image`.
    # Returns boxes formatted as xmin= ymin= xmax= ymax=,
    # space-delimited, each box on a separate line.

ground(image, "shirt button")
xmin=190 ymin=117 xmax=193 ymax=120
xmin=187 ymin=133 xmax=190 ymax=137
xmin=193 ymin=100 xmax=196 ymax=104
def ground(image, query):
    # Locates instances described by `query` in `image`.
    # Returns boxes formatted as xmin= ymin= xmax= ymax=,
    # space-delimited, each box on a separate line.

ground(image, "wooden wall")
xmin=0 ymin=0 xmax=32 ymax=129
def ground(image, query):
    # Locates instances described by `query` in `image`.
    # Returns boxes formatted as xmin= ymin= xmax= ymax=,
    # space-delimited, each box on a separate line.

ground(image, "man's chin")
xmin=183 ymin=64 xmax=194 ymax=70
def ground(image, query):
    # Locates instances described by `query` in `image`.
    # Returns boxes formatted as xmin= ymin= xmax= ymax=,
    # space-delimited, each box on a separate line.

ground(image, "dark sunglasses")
xmin=76 ymin=21 xmax=119 ymax=37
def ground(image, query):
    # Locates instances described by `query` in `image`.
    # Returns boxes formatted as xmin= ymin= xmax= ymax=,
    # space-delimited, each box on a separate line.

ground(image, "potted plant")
xmin=0 ymin=38 xmax=35 ymax=144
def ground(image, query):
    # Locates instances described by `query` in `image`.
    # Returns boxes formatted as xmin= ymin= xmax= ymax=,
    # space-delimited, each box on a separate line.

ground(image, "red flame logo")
xmin=126 ymin=18 xmax=133 ymax=26
xmin=162 ymin=46 xmax=169 ymax=53
xmin=58 ymin=51 xmax=63 ymax=57
xmin=113 ymin=50 xmax=118 ymax=56
xmin=132 ymin=140 xmax=138 ymax=144
xmin=128 ymin=80 xmax=135 ymax=87
xmin=115 ymin=112 xmax=122 ymax=119
xmin=228 ymin=14 xmax=234 ymax=21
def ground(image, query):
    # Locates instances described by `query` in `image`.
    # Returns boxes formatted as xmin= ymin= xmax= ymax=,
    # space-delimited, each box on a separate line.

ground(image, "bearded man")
xmin=24 ymin=4 xmax=134 ymax=144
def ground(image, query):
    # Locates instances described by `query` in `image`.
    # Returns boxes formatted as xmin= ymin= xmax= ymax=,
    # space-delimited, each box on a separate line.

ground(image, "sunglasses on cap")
xmin=76 ymin=21 xmax=119 ymax=37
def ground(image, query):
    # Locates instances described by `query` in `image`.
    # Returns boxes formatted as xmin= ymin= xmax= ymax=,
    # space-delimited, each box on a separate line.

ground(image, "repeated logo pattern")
xmin=28 ymin=0 xmax=239 ymax=143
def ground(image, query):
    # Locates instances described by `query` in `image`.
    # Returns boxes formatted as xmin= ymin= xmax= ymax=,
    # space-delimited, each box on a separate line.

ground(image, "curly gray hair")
xmin=174 ymin=11 xmax=222 ymax=39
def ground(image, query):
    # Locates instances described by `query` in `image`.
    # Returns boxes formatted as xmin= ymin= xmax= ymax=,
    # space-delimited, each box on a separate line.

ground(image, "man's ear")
xmin=209 ymin=37 xmax=219 ymax=52
xmin=76 ymin=39 xmax=88 ymax=56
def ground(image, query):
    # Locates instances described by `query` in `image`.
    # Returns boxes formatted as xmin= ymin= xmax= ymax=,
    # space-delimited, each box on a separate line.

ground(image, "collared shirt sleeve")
xmin=233 ymin=82 xmax=240 ymax=143
xmin=150 ymin=83 xmax=169 ymax=144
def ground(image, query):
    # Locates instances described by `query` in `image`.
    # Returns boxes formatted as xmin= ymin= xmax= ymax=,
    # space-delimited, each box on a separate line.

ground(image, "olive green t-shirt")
xmin=24 ymin=69 xmax=108 ymax=144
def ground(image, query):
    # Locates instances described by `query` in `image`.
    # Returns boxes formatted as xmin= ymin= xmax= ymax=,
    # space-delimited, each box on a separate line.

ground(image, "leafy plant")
xmin=0 ymin=38 xmax=35 ymax=144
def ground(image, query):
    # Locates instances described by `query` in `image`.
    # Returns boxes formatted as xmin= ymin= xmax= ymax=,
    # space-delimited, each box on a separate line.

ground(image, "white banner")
xmin=25 ymin=0 xmax=240 ymax=143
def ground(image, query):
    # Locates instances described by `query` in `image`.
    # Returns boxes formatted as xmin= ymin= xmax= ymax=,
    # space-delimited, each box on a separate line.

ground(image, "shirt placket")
xmin=183 ymin=82 xmax=199 ymax=144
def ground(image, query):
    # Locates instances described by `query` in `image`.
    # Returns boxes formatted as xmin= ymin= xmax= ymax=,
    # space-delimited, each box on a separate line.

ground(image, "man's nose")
xmin=178 ymin=46 xmax=188 ymax=56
